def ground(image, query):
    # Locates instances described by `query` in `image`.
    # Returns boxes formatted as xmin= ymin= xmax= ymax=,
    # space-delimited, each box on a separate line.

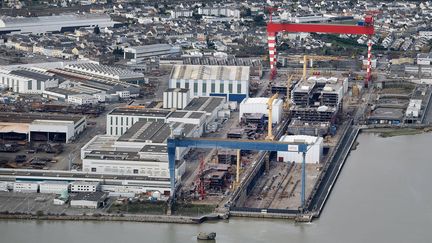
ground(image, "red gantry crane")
xmin=266 ymin=8 xmax=375 ymax=87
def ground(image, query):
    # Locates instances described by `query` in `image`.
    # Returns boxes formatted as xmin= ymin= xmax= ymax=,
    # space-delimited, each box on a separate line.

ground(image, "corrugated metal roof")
xmin=170 ymin=64 xmax=250 ymax=81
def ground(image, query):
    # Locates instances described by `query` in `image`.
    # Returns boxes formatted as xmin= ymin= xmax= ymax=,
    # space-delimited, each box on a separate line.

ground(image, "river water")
xmin=1 ymin=133 xmax=432 ymax=243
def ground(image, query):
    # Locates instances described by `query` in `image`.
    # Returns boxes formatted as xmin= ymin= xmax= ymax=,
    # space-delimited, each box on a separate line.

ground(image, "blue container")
xmin=357 ymin=21 xmax=365 ymax=26
xmin=330 ymin=125 xmax=337 ymax=136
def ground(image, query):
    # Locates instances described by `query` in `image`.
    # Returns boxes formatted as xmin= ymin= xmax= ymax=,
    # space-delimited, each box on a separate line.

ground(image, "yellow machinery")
xmin=266 ymin=93 xmax=279 ymax=141
xmin=302 ymin=55 xmax=341 ymax=80
xmin=126 ymin=105 xmax=145 ymax=109
xmin=284 ymin=75 xmax=293 ymax=111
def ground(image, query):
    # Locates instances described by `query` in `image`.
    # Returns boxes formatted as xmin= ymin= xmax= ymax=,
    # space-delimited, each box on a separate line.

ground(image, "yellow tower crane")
xmin=284 ymin=75 xmax=293 ymax=111
xmin=302 ymin=55 xmax=341 ymax=80
xmin=265 ymin=93 xmax=279 ymax=141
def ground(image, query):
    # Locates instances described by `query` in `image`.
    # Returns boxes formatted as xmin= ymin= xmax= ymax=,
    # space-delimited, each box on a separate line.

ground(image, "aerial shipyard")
xmin=0 ymin=0 xmax=432 ymax=222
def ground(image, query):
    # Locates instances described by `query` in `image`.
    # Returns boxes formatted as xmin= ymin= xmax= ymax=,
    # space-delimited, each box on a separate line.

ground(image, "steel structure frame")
xmin=167 ymin=138 xmax=309 ymax=206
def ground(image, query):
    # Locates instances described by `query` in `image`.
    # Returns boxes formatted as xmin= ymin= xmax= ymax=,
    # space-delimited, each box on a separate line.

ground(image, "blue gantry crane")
xmin=167 ymin=137 xmax=309 ymax=208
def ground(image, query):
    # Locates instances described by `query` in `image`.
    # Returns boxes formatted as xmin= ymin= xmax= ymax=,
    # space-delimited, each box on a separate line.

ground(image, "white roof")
xmin=125 ymin=44 xmax=173 ymax=53
xmin=170 ymin=65 xmax=250 ymax=81
xmin=71 ymin=181 xmax=100 ymax=185
xmin=65 ymin=63 xmax=144 ymax=80
xmin=279 ymin=135 xmax=321 ymax=145
xmin=40 ymin=181 xmax=69 ymax=185
xmin=31 ymin=120 xmax=74 ymax=126
xmin=241 ymin=97 xmax=282 ymax=106
xmin=0 ymin=14 xmax=113 ymax=28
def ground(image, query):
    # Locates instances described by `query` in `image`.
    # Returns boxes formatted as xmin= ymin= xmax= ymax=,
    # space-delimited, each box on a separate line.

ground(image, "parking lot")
xmin=0 ymin=191 xmax=109 ymax=215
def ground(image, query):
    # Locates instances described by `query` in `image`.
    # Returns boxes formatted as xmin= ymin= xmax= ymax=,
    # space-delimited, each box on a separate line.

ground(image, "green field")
xmin=108 ymin=201 xmax=167 ymax=215
xmin=172 ymin=203 xmax=215 ymax=217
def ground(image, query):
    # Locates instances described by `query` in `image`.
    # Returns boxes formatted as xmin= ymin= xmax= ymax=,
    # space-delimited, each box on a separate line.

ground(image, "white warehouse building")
xmin=169 ymin=64 xmax=250 ymax=102
xmin=106 ymin=107 xmax=206 ymax=136
xmin=124 ymin=44 xmax=181 ymax=64
xmin=81 ymin=120 xmax=199 ymax=181
xmin=68 ymin=94 xmax=99 ymax=105
xmin=239 ymin=97 xmax=283 ymax=124
xmin=29 ymin=119 xmax=86 ymax=143
xmin=0 ymin=14 xmax=119 ymax=34
xmin=0 ymin=68 xmax=59 ymax=94
xmin=13 ymin=182 xmax=39 ymax=193
xmin=277 ymin=135 xmax=323 ymax=164
xmin=163 ymin=88 xmax=191 ymax=109
xmin=71 ymin=181 xmax=100 ymax=192
xmin=63 ymin=63 xmax=145 ymax=85
xmin=39 ymin=181 xmax=70 ymax=194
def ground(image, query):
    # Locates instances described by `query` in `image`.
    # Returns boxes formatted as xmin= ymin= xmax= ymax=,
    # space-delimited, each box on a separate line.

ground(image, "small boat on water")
xmin=197 ymin=232 xmax=216 ymax=240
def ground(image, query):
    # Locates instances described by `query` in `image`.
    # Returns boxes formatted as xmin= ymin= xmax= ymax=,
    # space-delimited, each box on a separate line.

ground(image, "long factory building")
xmin=0 ymin=68 xmax=59 ymax=94
xmin=168 ymin=64 xmax=250 ymax=102
xmin=0 ymin=169 xmax=171 ymax=197
xmin=0 ymin=112 xmax=86 ymax=143
xmin=0 ymin=14 xmax=119 ymax=34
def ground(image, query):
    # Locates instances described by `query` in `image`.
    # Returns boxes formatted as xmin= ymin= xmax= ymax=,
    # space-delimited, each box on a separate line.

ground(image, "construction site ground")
xmin=243 ymin=162 xmax=320 ymax=209
xmin=177 ymin=110 xmax=273 ymax=210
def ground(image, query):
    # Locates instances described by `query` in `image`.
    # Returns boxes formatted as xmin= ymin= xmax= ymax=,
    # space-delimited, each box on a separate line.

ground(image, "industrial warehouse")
xmin=0 ymin=13 xmax=119 ymax=34
xmin=0 ymin=112 xmax=86 ymax=143
xmin=168 ymin=64 xmax=250 ymax=102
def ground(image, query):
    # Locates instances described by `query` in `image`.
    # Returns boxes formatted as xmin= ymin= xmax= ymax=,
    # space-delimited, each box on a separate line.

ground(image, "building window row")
xmin=176 ymin=80 xmax=244 ymax=95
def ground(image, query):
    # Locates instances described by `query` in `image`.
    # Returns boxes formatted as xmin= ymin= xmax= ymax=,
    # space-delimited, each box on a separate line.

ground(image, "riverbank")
xmin=0 ymin=212 xmax=223 ymax=224
xmin=362 ymin=127 xmax=432 ymax=138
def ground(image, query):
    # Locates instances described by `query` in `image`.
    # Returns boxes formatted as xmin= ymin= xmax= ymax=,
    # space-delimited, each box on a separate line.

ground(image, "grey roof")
xmin=72 ymin=192 xmax=106 ymax=202
xmin=118 ymin=120 xmax=196 ymax=144
xmin=170 ymin=64 xmax=250 ymax=81
xmin=1 ymin=14 xmax=113 ymax=26
xmin=118 ymin=120 xmax=167 ymax=143
xmin=184 ymin=96 xmax=225 ymax=113
xmin=183 ymin=57 xmax=262 ymax=67
xmin=165 ymin=88 xmax=189 ymax=93
xmin=44 ymin=87 xmax=79 ymax=96
xmin=109 ymin=108 xmax=171 ymax=118
xmin=125 ymin=44 xmax=173 ymax=53
xmin=140 ymin=144 xmax=167 ymax=153
xmin=10 ymin=69 xmax=54 ymax=81
xmin=0 ymin=112 xmax=84 ymax=123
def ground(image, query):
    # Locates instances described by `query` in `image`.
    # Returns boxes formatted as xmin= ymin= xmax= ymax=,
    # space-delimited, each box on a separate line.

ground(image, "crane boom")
xmin=267 ymin=23 xmax=374 ymax=35
xmin=266 ymin=93 xmax=279 ymax=141
xmin=267 ymin=15 xmax=375 ymax=87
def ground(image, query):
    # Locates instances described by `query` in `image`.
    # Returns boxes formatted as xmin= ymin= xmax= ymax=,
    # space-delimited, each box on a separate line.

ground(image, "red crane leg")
xmin=268 ymin=32 xmax=277 ymax=80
